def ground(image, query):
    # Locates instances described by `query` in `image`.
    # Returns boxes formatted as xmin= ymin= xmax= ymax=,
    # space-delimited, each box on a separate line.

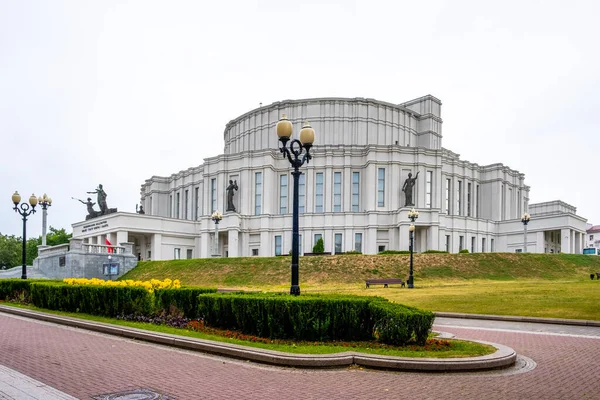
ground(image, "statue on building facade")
xmin=402 ymin=171 xmax=420 ymax=207
xmin=136 ymin=204 xmax=145 ymax=214
xmin=226 ymin=180 xmax=238 ymax=212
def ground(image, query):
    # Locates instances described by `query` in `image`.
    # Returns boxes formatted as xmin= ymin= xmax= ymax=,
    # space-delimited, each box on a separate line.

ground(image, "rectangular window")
xmin=298 ymin=174 xmax=305 ymax=213
xmin=491 ymin=238 xmax=495 ymax=252
xmin=186 ymin=249 xmax=193 ymax=259
xmin=335 ymin=233 xmax=343 ymax=254
xmin=148 ymin=196 xmax=152 ymax=215
xmin=445 ymin=235 xmax=450 ymax=252
xmin=482 ymin=238 xmax=486 ymax=253
xmin=457 ymin=181 xmax=462 ymax=216
xmin=211 ymin=178 xmax=217 ymax=213
xmin=176 ymin=192 xmax=180 ymax=219
xmin=274 ymin=235 xmax=282 ymax=256
xmin=501 ymin=184 xmax=505 ymax=220
xmin=169 ymin=195 xmax=173 ymax=218
xmin=174 ymin=248 xmax=181 ymax=260
xmin=354 ymin=233 xmax=362 ymax=253
xmin=279 ymin=174 xmax=288 ymax=214
xmin=184 ymin=190 xmax=189 ymax=220
xmin=352 ymin=172 xmax=360 ymax=212
xmin=467 ymin=182 xmax=472 ymax=217
xmin=508 ymin=188 xmax=513 ymax=219
xmin=255 ymin=172 xmax=262 ymax=215
xmin=378 ymin=245 xmax=386 ymax=253
xmin=298 ymin=234 xmax=303 ymax=255
xmin=445 ymin=178 xmax=451 ymax=214
xmin=315 ymin=172 xmax=324 ymax=212
xmin=314 ymin=234 xmax=322 ymax=249
xmin=518 ymin=189 xmax=521 ymax=218
xmin=252 ymin=249 xmax=259 ymax=256
xmin=459 ymin=236 xmax=464 ymax=251
xmin=194 ymin=187 xmax=199 ymax=220
xmin=333 ymin=172 xmax=342 ymax=212
xmin=471 ymin=237 xmax=475 ymax=253
xmin=591 ymin=235 xmax=594 ymax=241
xmin=377 ymin=168 xmax=385 ymax=207
xmin=476 ymin=184 xmax=480 ymax=218
xmin=426 ymin=171 xmax=432 ymax=208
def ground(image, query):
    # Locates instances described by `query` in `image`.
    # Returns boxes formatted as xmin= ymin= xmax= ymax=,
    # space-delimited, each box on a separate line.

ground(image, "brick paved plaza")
xmin=0 ymin=313 xmax=599 ymax=399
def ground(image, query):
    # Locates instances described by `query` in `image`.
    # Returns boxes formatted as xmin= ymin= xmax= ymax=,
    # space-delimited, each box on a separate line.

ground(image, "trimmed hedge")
xmin=0 ymin=279 xmax=32 ymax=301
xmin=197 ymin=292 xmax=433 ymax=345
xmin=154 ymin=287 xmax=218 ymax=318
xmin=378 ymin=250 xmax=410 ymax=255
xmin=29 ymin=282 xmax=153 ymax=317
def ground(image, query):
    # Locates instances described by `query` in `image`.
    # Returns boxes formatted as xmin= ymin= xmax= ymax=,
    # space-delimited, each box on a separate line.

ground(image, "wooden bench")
xmin=365 ymin=278 xmax=405 ymax=288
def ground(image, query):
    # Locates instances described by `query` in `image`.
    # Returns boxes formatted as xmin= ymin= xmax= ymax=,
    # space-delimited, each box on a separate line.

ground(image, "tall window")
xmin=501 ymin=184 xmax=505 ymax=220
xmin=255 ymin=172 xmax=262 ymax=215
xmin=491 ymin=238 xmax=495 ymax=252
xmin=174 ymin=248 xmax=181 ymax=260
xmin=169 ymin=195 xmax=173 ymax=218
xmin=335 ymin=233 xmax=343 ymax=254
xmin=211 ymin=178 xmax=217 ymax=213
xmin=457 ymin=181 xmax=462 ymax=216
xmin=279 ymin=174 xmax=288 ymax=214
xmin=298 ymin=234 xmax=303 ymax=255
xmin=445 ymin=235 xmax=450 ymax=252
xmin=508 ymin=188 xmax=513 ymax=219
xmin=333 ymin=172 xmax=342 ymax=212
xmin=459 ymin=236 xmax=464 ymax=251
xmin=445 ymin=178 xmax=451 ymax=214
xmin=377 ymin=168 xmax=385 ymax=207
xmin=184 ymin=190 xmax=189 ymax=220
xmin=518 ymin=189 xmax=521 ymax=218
xmin=176 ymin=192 xmax=180 ymax=219
xmin=476 ymin=184 xmax=480 ymax=218
xmin=426 ymin=171 xmax=432 ymax=208
xmin=467 ymin=183 xmax=472 ymax=217
xmin=315 ymin=172 xmax=323 ymax=212
xmin=352 ymin=172 xmax=360 ymax=212
xmin=274 ymin=235 xmax=282 ymax=256
xmin=354 ymin=233 xmax=362 ymax=253
xmin=298 ymin=174 xmax=305 ymax=213
xmin=194 ymin=187 xmax=199 ymax=220
xmin=482 ymin=238 xmax=486 ymax=253
xmin=471 ymin=237 xmax=475 ymax=253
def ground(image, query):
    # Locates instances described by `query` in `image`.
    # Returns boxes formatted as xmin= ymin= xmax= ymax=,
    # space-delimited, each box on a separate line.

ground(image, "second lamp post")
xmin=12 ymin=191 xmax=39 ymax=279
xmin=521 ymin=212 xmax=531 ymax=253
xmin=276 ymin=114 xmax=315 ymax=296
xmin=408 ymin=208 xmax=419 ymax=288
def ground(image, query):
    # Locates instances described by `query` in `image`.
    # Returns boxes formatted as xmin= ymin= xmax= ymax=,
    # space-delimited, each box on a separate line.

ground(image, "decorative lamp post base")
xmin=290 ymin=285 xmax=300 ymax=296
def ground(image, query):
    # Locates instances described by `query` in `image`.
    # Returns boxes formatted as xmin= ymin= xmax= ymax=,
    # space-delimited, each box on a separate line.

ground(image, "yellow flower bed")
xmin=63 ymin=278 xmax=181 ymax=292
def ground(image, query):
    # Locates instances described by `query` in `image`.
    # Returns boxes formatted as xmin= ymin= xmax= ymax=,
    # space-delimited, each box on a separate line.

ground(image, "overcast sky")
xmin=1 ymin=0 xmax=599 ymax=238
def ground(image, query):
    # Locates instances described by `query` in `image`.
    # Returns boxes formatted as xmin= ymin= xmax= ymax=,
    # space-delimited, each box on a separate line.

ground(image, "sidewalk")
xmin=0 ymin=365 xmax=75 ymax=400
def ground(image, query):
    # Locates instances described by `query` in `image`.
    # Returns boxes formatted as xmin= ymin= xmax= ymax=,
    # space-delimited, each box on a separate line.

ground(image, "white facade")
xmin=72 ymin=96 xmax=588 ymax=260
xmin=586 ymin=224 xmax=600 ymax=254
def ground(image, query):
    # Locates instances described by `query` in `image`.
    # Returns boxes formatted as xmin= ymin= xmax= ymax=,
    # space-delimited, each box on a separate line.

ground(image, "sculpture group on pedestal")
xmin=75 ymin=184 xmax=118 ymax=220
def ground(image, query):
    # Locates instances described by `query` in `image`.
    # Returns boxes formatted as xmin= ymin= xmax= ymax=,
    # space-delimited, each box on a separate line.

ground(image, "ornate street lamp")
xmin=211 ymin=211 xmax=223 ymax=257
xmin=521 ymin=212 xmax=531 ymax=253
xmin=12 ymin=191 xmax=39 ymax=279
xmin=407 ymin=208 xmax=419 ymax=289
xmin=38 ymin=193 xmax=52 ymax=246
xmin=276 ymin=114 xmax=315 ymax=296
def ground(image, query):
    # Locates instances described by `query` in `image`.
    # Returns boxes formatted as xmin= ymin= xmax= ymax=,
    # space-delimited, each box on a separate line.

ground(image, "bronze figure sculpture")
xmin=402 ymin=171 xmax=419 ymax=207
xmin=226 ymin=180 xmax=238 ymax=212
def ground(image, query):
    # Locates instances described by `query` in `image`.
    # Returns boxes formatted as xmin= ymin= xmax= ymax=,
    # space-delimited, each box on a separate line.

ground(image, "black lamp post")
xmin=38 ymin=193 xmax=52 ymax=246
xmin=521 ymin=212 xmax=531 ymax=253
xmin=276 ymin=114 xmax=315 ymax=296
xmin=407 ymin=208 xmax=419 ymax=289
xmin=12 ymin=191 xmax=39 ymax=279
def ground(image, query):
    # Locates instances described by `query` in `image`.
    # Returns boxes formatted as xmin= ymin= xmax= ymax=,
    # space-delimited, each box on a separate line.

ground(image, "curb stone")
xmin=0 ymin=305 xmax=516 ymax=372
xmin=434 ymin=312 xmax=600 ymax=327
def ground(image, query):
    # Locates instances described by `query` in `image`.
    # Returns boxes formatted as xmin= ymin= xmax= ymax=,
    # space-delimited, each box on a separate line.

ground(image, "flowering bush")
xmin=63 ymin=278 xmax=181 ymax=293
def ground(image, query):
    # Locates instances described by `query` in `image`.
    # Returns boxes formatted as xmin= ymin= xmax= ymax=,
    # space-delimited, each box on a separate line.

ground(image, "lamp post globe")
xmin=521 ymin=212 xmax=531 ymax=253
xmin=276 ymin=114 xmax=315 ymax=296
xmin=38 ymin=193 xmax=52 ymax=246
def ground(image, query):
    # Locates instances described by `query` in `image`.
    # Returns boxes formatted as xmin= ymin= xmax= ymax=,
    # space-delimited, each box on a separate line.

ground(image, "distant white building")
xmin=586 ymin=224 xmax=600 ymax=254
xmin=71 ymin=96 xmax=588 ymax=260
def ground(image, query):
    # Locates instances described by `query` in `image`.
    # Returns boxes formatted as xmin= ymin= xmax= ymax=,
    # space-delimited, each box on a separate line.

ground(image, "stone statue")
xmin=75 ymin=197 xmax=99 ymax=219
xmin=402 ymin=171 xmax=420 ymax=207
xmin=136 ymin=204 xmax=145 ymax=214
xmin=226 ymin=179 xmax=238 ymax=212
xmin=88 ymin=184 xmax=108 ymax=215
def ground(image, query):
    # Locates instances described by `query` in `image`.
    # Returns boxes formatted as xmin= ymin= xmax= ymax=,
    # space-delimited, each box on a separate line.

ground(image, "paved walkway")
xmin=0 ymin=314 xmax=599 ymax=399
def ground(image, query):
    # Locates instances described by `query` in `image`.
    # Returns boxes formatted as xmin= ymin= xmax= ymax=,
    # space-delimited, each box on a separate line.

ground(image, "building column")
xmin=561 ymin=228 xmax=571 ymax=254
xmin=367 ymin=227 xmax=377 ymax=254
xmin=399 ymin=225 xmax=409 ymax=251
xmin=152 ymin=233 xmax=162 ymax=260
xmin=116 ymin=230 xmax=128 ymax=246
xmin=228 ymin=230 xmax=239 ymax=257
xmin=260 ymin=230 xmax=270 ymax=256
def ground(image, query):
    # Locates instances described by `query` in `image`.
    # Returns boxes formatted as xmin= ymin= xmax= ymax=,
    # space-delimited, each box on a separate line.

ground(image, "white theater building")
xmin=72 ymin=96 xmax=588 ymax=260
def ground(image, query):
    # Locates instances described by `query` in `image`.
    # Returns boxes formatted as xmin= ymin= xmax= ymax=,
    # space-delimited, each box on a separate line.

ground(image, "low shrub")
xmin=29 ymin=282 xmax=153 ymax=317
xmin=154 ymin=287 xmax=218 ymax=318
xmin=459 ymin=249 xmax=470 ymax=254
xmin=197 ymin=292 xmax=433 ymax=346
xmin=313 ymin=237 xmax=325 ymax=254
xmin=422 ymin=250 xmax=448 ymax=254
xmin=378 ymin=250 xmax=410 ymax=255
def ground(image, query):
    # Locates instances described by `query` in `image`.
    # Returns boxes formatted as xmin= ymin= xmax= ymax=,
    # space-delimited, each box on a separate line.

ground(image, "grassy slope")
xmin=122 ymin=253 xmax=600 ymax=288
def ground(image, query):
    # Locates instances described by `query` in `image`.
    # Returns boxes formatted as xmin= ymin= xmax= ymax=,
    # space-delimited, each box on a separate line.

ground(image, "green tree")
xmin=312 ymin=237 xmax=325 ymax=254
xmin=0 ymin=234 xmax=21 ymax=268
xmin=0 ymin=227 xmax=72 ymax=267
